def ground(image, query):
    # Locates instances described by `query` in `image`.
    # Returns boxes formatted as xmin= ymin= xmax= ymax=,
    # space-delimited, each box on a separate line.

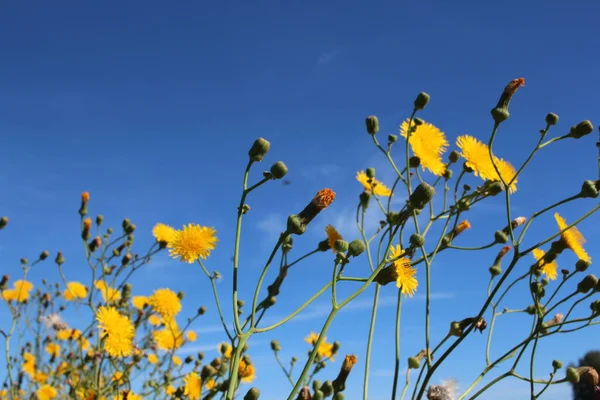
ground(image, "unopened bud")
xmin=566 ymin=367 xmax=580 ymax=384
xmin=388 ymin=134 xmax=397 ymax=143
xmin=408 ymin=357 xmax=420 ymax=369
xmin=448 ymin=150 xmax=460 ymax=163
xmin=494 ymin=230 xmax=509 ymax=244
xmin=0 ymin=216 xmax=8 ymax=229
xmin=577 ymin=274 xmax=598 ymax=293
xmin=408 ymin=183 xmax=435 ymax=210
xmin=545 ymin=113 xmax=559 ymax=126
xmin=414 ymin=92 xmax=430 ymax=110
xmin=249 ymin=138 xmax=271 ymax=162
xmin=287 ymin=215 xmax=306 ymax=235
xmin=366 ymin=168 xmax=375 ymax=178
xmin=348 ymin=240 xmax=366 ymax=257
xmin=359 ymin=191 xmax=371 ymax=209
xmin=96 ymin=215 xmax=104 ymax=225
xmin=410 ymin=234 xmax=425 ymax=248
xmin=581 ymin=180 xmax=599 ymax=198
xmin=270 ymin=162 xmax=288 ymax=179
xmin=442 ymin=169 xmax=452 ymax=180
xmin=270 ymin=340 xmax=281 ymax=352
xmin=409 ymin=156 xmax=421 ymax=168
xmin=244 ymin=388 xmax=260 ymax=400
xmin=568 ymin=120 xmax=594 ymax=139
xmin=366 ymin=116 xmax=379 ymax=135
xmin=334 ymin=240 xmax=349 ymax=253
xmin=320 ymin=381 xmax=333 ymax=396
xmin=55 ymin=252 xmax=65 ymax=266
xmin=576 ymin=259 xmax=591 ymax=272
xmin=489 ymin=265 xmax=502 ymax=277
xmin=552 ymin=359 xmax=563 ymax=370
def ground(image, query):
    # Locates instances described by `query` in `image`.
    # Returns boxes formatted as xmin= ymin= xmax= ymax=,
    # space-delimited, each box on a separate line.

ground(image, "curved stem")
xmin=198 ymin=260 xmax=233 ymax=341
xmin=391 ymin=291 xmax=403 ymax=399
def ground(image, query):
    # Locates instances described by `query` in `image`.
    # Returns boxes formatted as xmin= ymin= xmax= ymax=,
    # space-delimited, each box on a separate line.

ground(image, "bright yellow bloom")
xmin=113 ymin=393 xmax=141 ymax=400
xmin=149 ymin=288 xmax=181 ymax=318
xmin=153 ymin=320 xmax=184 ymax=351
xmin=325 ymin=225 xmax=342 ymax=253
xmin=132 ymin=296 xmax=148 ymax=310
xmin=172 ymin=356 xmax=182 ymax=366
xmin=45 ymin=343 xmax=61 ymax=358
xmin=152 ymin=223 xmax=177 ymax=245
xmin=389 ymin=245 xmax=418 ymax=297
xmin=239 ymin=359 xmax=256 ymax=383
xmin=400 ymin=119 xmax=448 ymax=176
xmin=356 ymin=171 xmax=392 ymax=196
xmin=456 ymin=135 xmax=518 ymax=193
xmin=2 ymin=280 xmax=33 ymax=302
xmin=184 ymin=372 xmax=202 ymax=400
xmin=554 ymin=213 xmax=591 ymax=263
xmin=165 ymin=386 xmax=176 ymax=396
xmin=22 ymin=352 xmax=35 ymax=377
xmin=36 ymin=385 xmax=57 ymax=400
xmin=532 ymin=248 xmax=558 ymax=280
xmin=147 ymin=353 xmax=159 ymax=364
xmin=96 ymin=306 xmax=135 ymax=357
xmin=112 ymin=371 xmax=124 ymax=383
xmin=148 ymin=315 xmax=161 ymax=326
xmin=186 ymin=330 xmax=197 ymax=342
xmin=205 ymin=379 xmax=216 ymax=390
xmin=34 ymin=371 xmax=48 ymax=383
xmin=64 ymin=281 xmax=88 ymax=301
xmin=94 ymin=280 xmax=121 ymax=303
xmin=219 ymin=342 xmax=232 ymax=358
xmin=169 ymin=224 xmax=218 ymax=263
xmin=304 ymin=332 xmax=335 ymax=360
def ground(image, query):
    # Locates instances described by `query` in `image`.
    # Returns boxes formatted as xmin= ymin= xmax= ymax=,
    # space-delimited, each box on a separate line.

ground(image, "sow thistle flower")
xmin=375 ymin=245 xmax=418 ymax=297
xmin=2 ymin=279 xmax=33 ymax=302
xmin=532 ymin=248 xmax=558 ymax=280
xmin=456 ymin=135 xmax=518 ymax=193
xmin=96 ymin=306 xmax=135 ymax=357
xmin=305 ymin=332 xmax=336 ymax=360
xmin=45 ymin=343 xmax=61 ymax=358
xmin=36 ymin=385 xmax=57 ymax=400
xmin=554 ymin=213 xmax=591 ymax=263
xmin=169 ymin=224 xmax=218 ymax=263
xmin=184 ymin=372 xmax=202 ymax=400
xmin=131 ymin=295 xmax=148 ymax=310
xmin=64 ymin=281 xmax=87 ymax=301
xmin=356 ymin=171 xmax=392 ymax=196
xmin=152 ymin=223 xmax=177 ymax=245
xmin=325 ymin=225 xmax=343 ymax=253
xmin=94 ymin=280 xmax=121 ymax=303
xmin=22 ymin=352 xmax=36 ymax=377
xmin=153 ymin=319 xmax=184 ymax=350
xmin=400 ymin=119 xmax=449 ymax=176
xmin=149 ymin=288 xmax=182 ymax=319
xmin=239 ymin=359 xmax=257 ymax=383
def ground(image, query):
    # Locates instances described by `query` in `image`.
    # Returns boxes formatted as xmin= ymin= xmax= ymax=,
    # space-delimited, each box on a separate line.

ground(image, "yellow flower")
xmin=64 ymin=281 xmax=88 ymax=301
xmin=238 ymin=359 xmax=256 ymax=383
xmin=132 ymin=296 xmax=148 ymax=310
xmin=356 ymin=171 xmax=392 ymax=196
xmin=153 ymin=223 xmax=177 ymax=245
xmin=2 ymin=280 xmax=33 ymax=302
xmin=22 ymin=352 xmax=35 ymax=377
xmin=205 ymin=379 xmax=216 ymax=390
xmin=34 ymin=371 xmax=48 ymax=383
xmin=325 ymin=225 xmax=342 ymax=253
xmin=456 ymin=135 xmax=518 ymax=193
xmin=112 ymin=371 xmax=124 ymax=383
xmin=56 ymin=329 xmax=70 ymax=340
xmin=165 ymin=386 xmax=176 ymax=395
xmin=169 ymin=224 xmax=218 ymax=263
xmin=113 ymin=393 xmax=141 ymax=400
xmin=186 ymin=330 xmax=197 ymax=342
xmin=305 ymin=332 xmax=319 ymax=345
xmin=45 ymin=343 xmax=61 ymax=358
xmin=389 ymin=245 xmax=418 ymax=297
xmin=96 ymin=306 xmax=135 ymax=357
xmin=36 ymin=385 xmax=57 ymax=400
xmin=554 ymin=213 xmax=591 ymax=263
xmin=147 ymin=353 xmax=158 ymax=364
xmin=94 ymin=280 xmax=121 ymax=303
xmin=55 ymin=361 xmax=68 ymax=376
xmin=153 ymin=320 xmax=184 ymax=351
xmin=400 ymin=119 xmax=448 ymax=176
xmin=304 ymin=333 xmax=335 ymax=360
xmin=184 ymin=372 xmax=202 ymax=400
xmin=172 ymin=356 xmax=182 ymax=366
xmin=148 ymin=315 xmax=161 ymax=326
xmin=532 ymin=248 xmax=558 ymax=280
xmin=219 ymin=342 xmax=232 ymax=358
xmin=149 ymin=288 xmax=181 ymax=318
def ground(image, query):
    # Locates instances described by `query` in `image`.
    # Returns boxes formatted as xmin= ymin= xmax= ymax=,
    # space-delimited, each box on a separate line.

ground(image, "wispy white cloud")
xmin=256 ymin=213 xmax=286 ymax=243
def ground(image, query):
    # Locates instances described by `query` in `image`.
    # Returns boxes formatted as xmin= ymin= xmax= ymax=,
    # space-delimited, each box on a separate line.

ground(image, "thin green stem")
xmin=251 ymin=236 xmax=287 ymax=328
xmin=391 ymin=291 xmax=403 ymax=399
xmin=198 ymin=260 xmax=233 ymax=341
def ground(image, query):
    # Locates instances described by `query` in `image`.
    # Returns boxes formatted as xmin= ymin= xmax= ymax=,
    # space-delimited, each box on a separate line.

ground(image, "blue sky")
xmin=1 ymin=0 xmax=599 ymax=399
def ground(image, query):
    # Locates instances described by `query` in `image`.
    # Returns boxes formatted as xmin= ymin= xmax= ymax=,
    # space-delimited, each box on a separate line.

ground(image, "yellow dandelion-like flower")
xmin=305 ymin=332 xmax=319 ymax=345
xmin=356 ymin=171 xmax=392 ymax=196
xmin=34 ymin=371 xmax=48 ymax=383
xmin=456 ymin=135 xmax=518 ymax=193
xmin=239 ymin=359 xmax=256 ymax=383
xmin=153 ymin=321 xmax=184 ymax=351
xmin=149 ymin=288 xmax=181 ymax=318
xmin=147 ymin=353 xmax=159 ymax=364
xmin=184 ymin=372 xmax=202 ymax=400
xmin=219 ymin=342 xmax=232 ymax=359
xmin=304 ymin=333 xmax=335 ymax=360
xmin=186 ymin=330 xmax=197 ymax=342
xmin=205 ymin=379 xmax=216 ymax=390
xmin=148 ymin=315 xmax=161 ymax=326
xmin=325 ymin=225 xmax=342 ymax=253
xmin=112 ymin=371 xmax=124 ymax=383
xmin=131 ymin=296 xmax=148 ymax=310
xmin=94 ymin=280 xmax=121 ymax=303
xmin=554 ymin=213 xmax=591 ymax=263
xmin=96 ymin=306 xmax=135 ymax=357
xmin=56 ymin=329 xmax=71 ymax=341
xmin=165 ymin=386 xmax=176 ymax=396
xmin=388 ymin=245 xmax=418 ymax=297
xmin=172 ymin=356 xmax=182 ymax=366
xmin=169 ymin=224 xmax=218 ymax=263
xmin=532 ymin=248 xmax=558 ymax=280
xmin=113 ymin=393 xmax=141 ymax=400
xmin=64 ymin=282 xmax=88 ymax=301
xmin=400 ymin=119 xmax=449 ymax=176
xmin=3 ymin=280 xmax=34 ymax=302
xmin=22 ymin=352 xmax=35 ymax=377
xmin=152 ymin=223 xmax=177 ymax=245
xmin=36 ymin=385 xmax=57 ymax=400
xmin=45 ymin=343 xmax=61 ymax=358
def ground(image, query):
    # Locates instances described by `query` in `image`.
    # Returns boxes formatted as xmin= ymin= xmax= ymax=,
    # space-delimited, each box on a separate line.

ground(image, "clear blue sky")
xmin=1 ymin=1 xmax=599 ymax=399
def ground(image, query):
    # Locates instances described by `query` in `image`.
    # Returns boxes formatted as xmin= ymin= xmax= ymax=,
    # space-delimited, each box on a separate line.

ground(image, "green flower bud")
xmin=409 ymin=234 xmax=425 ymax=248
xmin=442 ymin=169 xmax=452 ymax=180
xmin=249 ymin=138 xmax=271 ymax=162
xmin=287 ymin=215 xmax=306 ymax=235
xmin=270 ymin=161 xmax=288 ymax=179
xmin=312 ymin=380 xmax=322 ymax=393
xmin=591 ymin=300 xmax=600 ymax=314
xmin=449 ymin=150 xmax=460 ymax=163
xmin=491 ymin=107 xmax=510 ymax=123
xmin=449 ymin=321 xmax=462 ymax=337
xmin=312 ymin=391 xmax=324 ymax=400
xmin=489 ymin=265 xmax=502 ymax=277
xmin=55 ymin=251 xmax=65 ymax=266
xmin=0 ymin=216 xmax=8 ymax=229
xmin=96 ymin=215 xmax=104 ymax=226
xmin=320 ymin=381 xmax=334 ymax=396
xmin=525 ymin=305 xmax=536 ymax=315
xmin=552 ymin=359 xmax=563 ymax=370
xmin=414 ymin=92 xmax=430 ymax=110
xmin=457 ymin=198 xmax=471 ymax=211
xmin=581 ymin=180 xmax=599 ymax=198
xmin=408 ymin=183 xmax=436 ymax=210
xmin=541 ymin=278 xmax=549 ymax=287
xmin=366 ymin=115 xmax=379 ymax=135
xmin=409 ymin=156 xmax=421 ymax=168
xmin=530 ymin=282 xmax=545 ymax=298
xmin=334 ymin=240 xmax=349 ymax=253
xmin=568 ymin=120 xmax=594 ymax=139
xmin=244 ymin=387 xmax=260 ymax=400
xmin=359 ymin=191 xmax=371 ymax=209
xmin=348 ymin=240 xmax=366 ymax=257
xmin=122 ymin=253 xmax=132 ymax=266
xmin=37 ymin=250 xmax=48 ymax=261
xmin=333 ymin=394 xmax=345 ymax=400
xmin=545 ymin=113 xmax=559 ymax=126
xmin=486 ymin=181 xmax=504 ymax=196
xmin=270 ymin=340 xmax=281 ymax=352
xmin=366 ymin=168 xmax=375 ymax=178
xmin=317 ymin=239 xmax=331 ymax=252
xmin=332 ymin=341 xmax=341 ymax=354
xmin=388 ymin=134 xmax=398 ymax=143
xmin=413 ymin=117 xmax=424 ymax=126
xmin=408 ymin=357 xmax=421 ymax=369
xmin=577 ymin=274 xmax=598 ymax=293
xmin=198 ymin=306 xmax=206 ymax=315
xmin=494 ymin=230 xmax=509 ymax=244
xmin=20 ymin=258 xmax=28 ymax=265
xmin=566 ymin=367 xmax=580 ymax=384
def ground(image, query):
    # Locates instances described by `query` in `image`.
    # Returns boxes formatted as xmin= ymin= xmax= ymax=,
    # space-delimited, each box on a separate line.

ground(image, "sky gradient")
xmin=1 ymin=1 xmax=600 ymax=399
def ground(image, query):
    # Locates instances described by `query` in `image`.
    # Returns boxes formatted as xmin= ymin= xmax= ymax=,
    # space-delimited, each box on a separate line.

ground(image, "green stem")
xmin=226 ymin=334 xmax=250 ymax=400
xmin=198 ymin=260 xmax=233 ymax=341
xmin=251 ymin=236 xmax=287 ymax=328
xmin=274 ymin=352 xmax=295 ymax=386
xmin=391 ymin=291 xmax=403 ymax=399
xmin=363 ymin=285 xmax=380 ymax=400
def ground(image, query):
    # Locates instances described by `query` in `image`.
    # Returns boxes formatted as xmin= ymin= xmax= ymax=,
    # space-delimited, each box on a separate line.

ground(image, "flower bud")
xmin=388 ymin=134 xmax=397 ymax=143
xmin=270 ymin=340 xmax=281 ymax=352
xmin=580 ymin=180 xmax=599 ymax=198
xmin=0 ymin=216 xmax=8 ymax=229
xmin=410 ymin=234 xmax=425 ymax=248
xmin=334 ymin=240 xmax=349 ymax=253
xmin=545 ymin=113 xmax=559 ymax=126
xmin=552 ymin=359 xmax=563 ymax=370
xmin=408 ymin=183 xmax=435 ymax=210
xmin=576 ymin=259 xmax=591 ymax=272
xmin=568 ymin=120 xmax=594 ymax=139
xmin=313 ymin=391 xmax=324 ymax=400
xmin=577 ymin=274 xmax=598 ymax=293
xmin=491 ymin=78 xmax=525 ymax=124
xmin=494 ymin=230 xmax=509 ymax=244
xmin=489 ymin=265 xmax=502 ymax=277
xmin=237 ymin=299 xmax=245 ymax=308
xmin=359 ymin=191 xmax=371 ymax=209
xmin=244 ymin=388 xmax=260 ymax=400
xmin=55 ymin=251 xmax=65 ymax=266
xmin=249 ymin=138 xmax=271 ymax=162
xmin=317 ymin=239 xmax=331 ymax=252
xmin=287 ymin=215 xmax=306 ymax=235
xmin=448 ymin=150 xmax=460 ymax=164
xmin=408 ymin=357 xmax=420 ymax=369
xmin=348 ymin=240 xmax=366 ymax=257
xmin=414 ymin=92 xmax=430 ymax=110
xmin=366 ymin=168 xmax=375 ymax=178
xmin=270 ymin=161 xmax=288 ymax=179
xmin=333 ymin=394 xmax=345 ymax=400
xmin=449 ymin=321 xmax=462 ymax=337
xmin=442 ymin=169 xmax=452 ymax=180
xmin=320 ymin=381 xmax=334 ymax=396
xmin=312 ymin=380 xmax=322 ymax=393
xmin=366 ymin=115 xmax=379 ymax=135
xmin=530 ymin=282 xmax=545 ymax=298
xmin=122 ymin=253 xmax=132 ymax=266
xmin=409 ymin=156 xmax=421 ymax=169
xmin=566 ymin=367 xmax=580 ymax=384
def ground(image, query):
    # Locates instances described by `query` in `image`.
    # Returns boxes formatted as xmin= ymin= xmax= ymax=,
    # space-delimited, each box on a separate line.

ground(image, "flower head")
xmin=169 ymin=224 xmax=218 ymax=263
xmin=64 ymin=282 xmax=88 ymax=301
xmin=94 ymin=280 xmax=121 ymax=303
xmin=153 ymin=320 xmax=184 ymax=351
xmin=325 ymin=225 xmax=343 ymax=253
xmin=219 ymin=342 xmax=232 ymax=358
xmin=400 ymin=119 xmax=449 ymax=176
xmin=184 ymin=372 xmax=202 ymax=400
xmin=152 ymin=223 xmax=177 ymax=245
xmin=36 ymin=385 xmax=57 ymax=400
xmin=389 ymin=245 xmax=418 ymax=297
xmin=239 ymin=359 xmax=256 ymax=383
xmin=149 ymin=288 xmax=181 ymax=319
xmin=2 ymin=280 xmax=33 ymax=302
xmin=45 ymin=343 xmax=61 ymax=358
xmin=356 ymin=171 xmax=392 ymax=196
xmin=147 ymin=353 xmax=158 ymax=364
xmin=532 ymin=248 xmax=558 ymax=281
xmin=132 ymin=296 xmax=148 ymax=310
xmin=186 ymin=330 xmax=197 ymax=342
xmin=304 ymin=332 xmax=335 ymax=360
xmin=312 ymin=188 xmax=336 ymax=209
xmin=96 ymin=306 xmax=135 ymax=357
xmin=554 ymin=213 xmax=591 ymax=263
xmin=22 ymin=352 xmax=35 ymax=377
